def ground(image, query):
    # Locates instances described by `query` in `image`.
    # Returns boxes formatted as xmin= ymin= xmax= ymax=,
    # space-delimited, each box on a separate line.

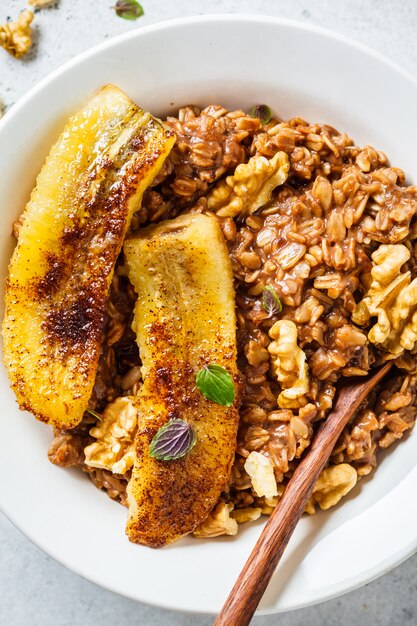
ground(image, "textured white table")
xmin=1 ymin=1 xmax=417 ymax=624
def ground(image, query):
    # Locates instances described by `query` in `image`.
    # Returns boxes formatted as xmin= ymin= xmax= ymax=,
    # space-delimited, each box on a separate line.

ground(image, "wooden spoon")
xmin=214 ymin=361 xmax=393 ymax=626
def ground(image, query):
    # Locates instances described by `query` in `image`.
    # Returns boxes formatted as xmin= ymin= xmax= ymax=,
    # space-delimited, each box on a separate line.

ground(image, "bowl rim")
xmin=1 ymin=13 xmax=417 ymax=616
xmin=1 ymin=12 xmax=416 ymax=130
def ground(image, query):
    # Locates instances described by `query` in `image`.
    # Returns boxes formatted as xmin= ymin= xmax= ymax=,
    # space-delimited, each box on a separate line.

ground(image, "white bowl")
xmin=1 ymin=14 xmax=417 ymax=616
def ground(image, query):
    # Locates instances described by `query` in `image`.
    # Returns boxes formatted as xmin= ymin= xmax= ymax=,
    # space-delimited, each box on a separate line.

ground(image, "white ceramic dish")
xmin=1 ymin=14 xmax=417 ymax=616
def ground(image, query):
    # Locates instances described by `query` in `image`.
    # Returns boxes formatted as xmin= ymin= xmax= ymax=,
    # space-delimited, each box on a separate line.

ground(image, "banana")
xmin=2 ymin=85 xmax=175 ymax=429
xmin=123 ymin=213 xmax=240 ymax=547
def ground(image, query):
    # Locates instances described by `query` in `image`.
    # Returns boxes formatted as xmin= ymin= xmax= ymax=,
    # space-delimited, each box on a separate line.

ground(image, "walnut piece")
xmin=84 ymin=397 xmax=138 ymax=474
xmin=244 ymin=451 xmax=278 ymax=498
xmin=353 ymin=244 xmax=417 ymax=355
xmin=311 ymin=463 xmax=357 ymax=510
xmin=268 ymin=320 xmax=309 ymax=408
xmin=29 ymin=0 xmax=58 ymax=7
xmin=231 ymin=507 xmax=262 ymax=524
xmin=0 ymin=10 xmax=33 ymax=59
xmin=207 ymin=151 xmax=289 ymax=217
xmin=193 ymin=502 xmax=238 ymax=538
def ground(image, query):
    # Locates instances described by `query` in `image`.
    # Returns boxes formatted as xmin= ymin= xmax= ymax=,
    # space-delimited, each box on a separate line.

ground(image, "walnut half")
xmin=268 ymin=320 xmax=310 ymax=408
xmin=309 ymin=463 xmax=357 ymax=511
xmin=0 ymin=10 xmax=33 ymax=59
xmin=207 ymin=151 xmax=289 ymax=217
xmin=353 ymin=244 xmax=417 ymax=355
xmin=84 ymin=397 xmax=138 ymax=475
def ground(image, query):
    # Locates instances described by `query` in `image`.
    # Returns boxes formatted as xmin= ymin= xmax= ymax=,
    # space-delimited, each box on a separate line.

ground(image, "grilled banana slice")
xmin=124 ymin=213 xmax=240 ymax=547
xmin=2 ymin=85 xmax=175 ymax=429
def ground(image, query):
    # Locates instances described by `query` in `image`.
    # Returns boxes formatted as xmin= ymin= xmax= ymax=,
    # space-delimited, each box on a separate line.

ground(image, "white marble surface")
xmin=1 ymin=1 xmax=417 ymax=624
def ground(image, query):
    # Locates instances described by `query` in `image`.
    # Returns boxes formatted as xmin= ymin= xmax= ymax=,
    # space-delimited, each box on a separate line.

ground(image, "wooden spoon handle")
xmin=214 ymin=363 xmax=392 ymax=626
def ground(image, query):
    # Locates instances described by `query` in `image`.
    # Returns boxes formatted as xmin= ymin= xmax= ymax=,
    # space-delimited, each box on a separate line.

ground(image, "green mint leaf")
xmin=196 ymin=364 xmax=235 ymax=407
xmin=87 ymin=408 xmax=103 ymax=421
xmin=149 ymin=419 xmax=196 ymax=461
xmin=262 ymin=286 xmax=282 ymax=318
xmin=249 ymin=104 xmax=272 ymax=125
xmin=113 ymin=0 xmax=144 ymax=20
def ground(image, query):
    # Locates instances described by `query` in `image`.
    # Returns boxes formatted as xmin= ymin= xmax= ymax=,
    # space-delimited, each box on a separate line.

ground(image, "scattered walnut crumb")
xmin=12 ymin=215 xmax=24 ymax=239
xmin=29 ymin=0 xmax=58 ymax=8
xmin=0 ymin=10 xmax=34 ymax=59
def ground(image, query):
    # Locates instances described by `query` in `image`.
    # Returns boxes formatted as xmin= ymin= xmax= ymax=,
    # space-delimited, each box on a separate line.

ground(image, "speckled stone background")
xmin=1 ymin=1 xmax=417 ymax=625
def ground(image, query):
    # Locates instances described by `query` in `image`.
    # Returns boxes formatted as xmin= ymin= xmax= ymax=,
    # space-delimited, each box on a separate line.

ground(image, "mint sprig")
xmin=249 ymin=104 xmax=272 ymax=125
xmin=112 ymin=0 xmax=144 ymax=20
xmin=196 ymin=364 xmax=235 ymax=407
xmin=262 ymin=285 xmax=282 ymax=318
xmin=149 ymin=419 xmax=196 ymax=461
xmin=87 ymin=408 xmax=103 ymax=421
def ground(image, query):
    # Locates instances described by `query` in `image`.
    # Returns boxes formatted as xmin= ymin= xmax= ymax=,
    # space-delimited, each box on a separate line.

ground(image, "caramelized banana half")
xmin=2 ymin=85 xmax=175 ymax=429
xmin=124 ymin=213 xmax=240 ymax=547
